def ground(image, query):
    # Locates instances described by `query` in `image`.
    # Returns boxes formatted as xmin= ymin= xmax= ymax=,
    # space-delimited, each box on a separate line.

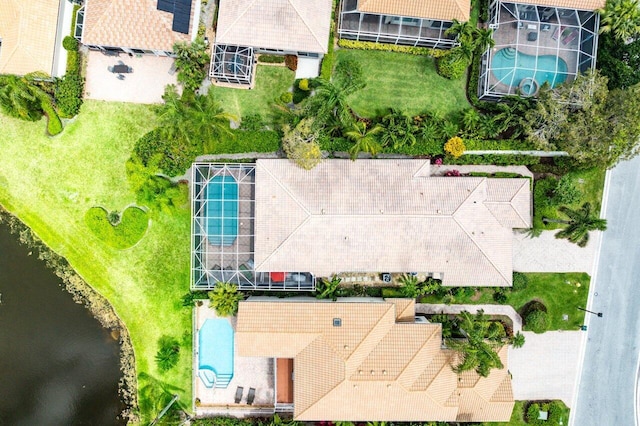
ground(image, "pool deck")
xmin=193 ymin=301 xmax=275 ymax=417
xmin=485 ymin=8 xmax=582 ymax=95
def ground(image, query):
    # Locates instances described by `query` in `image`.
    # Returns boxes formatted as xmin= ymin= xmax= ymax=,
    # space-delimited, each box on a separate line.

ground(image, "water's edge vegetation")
xmin=0 ymin=206 xmax=138 ymax=422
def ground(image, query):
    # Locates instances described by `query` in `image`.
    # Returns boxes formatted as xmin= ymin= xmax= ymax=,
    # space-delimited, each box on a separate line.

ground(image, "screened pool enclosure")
xmin=478 ymin=0 xmax=599 ymax=100
xmin=191 ymin=163 xmax=315 ymax=291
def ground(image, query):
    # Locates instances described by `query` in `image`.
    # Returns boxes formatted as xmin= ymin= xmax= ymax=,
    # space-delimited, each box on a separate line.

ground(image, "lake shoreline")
xmin=0 ymin=206 xmax=139 ymax=423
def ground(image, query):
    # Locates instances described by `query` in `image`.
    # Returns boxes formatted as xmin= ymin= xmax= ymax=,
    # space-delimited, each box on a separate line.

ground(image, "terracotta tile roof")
xmin=0 ymin=0 xmax=60 ymax=75
xmin=387 ymin=298 xmax=416 ymax=322
xmin=81 ymin=0 xmax=194 ymax=51
xmin=512 ymin=0 xmax=605 ymax=10
xmin=253 ymin=160 xmax=532 ymax=287
xmin=236 ymin=299 xmax=514 ymax=421
xmin=215 ymin=0 xmax=333 ymax=54
xmin=357 ymin=0 xmax=470 ymax=22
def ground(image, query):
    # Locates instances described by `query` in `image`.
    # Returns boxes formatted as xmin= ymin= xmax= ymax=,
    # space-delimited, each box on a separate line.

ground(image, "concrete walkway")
xmin=509 ymin=331 xmax=583 ymax=407
xmin=416 ymin=304 xmax=523 ymax=332
xmin=513 ymin=230 xmax=600 ymax=273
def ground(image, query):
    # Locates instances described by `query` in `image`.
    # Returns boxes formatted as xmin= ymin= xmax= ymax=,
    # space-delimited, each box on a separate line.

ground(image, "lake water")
xmin=0 ymin=221 xmax=124 ymax=425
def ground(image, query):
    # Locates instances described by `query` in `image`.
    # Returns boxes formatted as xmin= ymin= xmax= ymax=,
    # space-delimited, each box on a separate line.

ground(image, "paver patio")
xmin=508 ymin=330 xmax=583 ymax=406
xmin=84 ymin=51 xmax=180 ymax=104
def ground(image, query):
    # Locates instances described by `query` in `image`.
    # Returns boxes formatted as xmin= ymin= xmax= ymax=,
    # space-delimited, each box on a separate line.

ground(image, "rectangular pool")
xmin=206 ymin=175 xmax=238 ymax=246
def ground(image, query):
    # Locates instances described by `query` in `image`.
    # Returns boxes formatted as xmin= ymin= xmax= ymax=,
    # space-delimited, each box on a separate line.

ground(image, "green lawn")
xmin=0 ymin=101 xmax=192 ymax=422
xmin=534 ymin=167 xmax=606 ymax=230
xmin=420 ymin=273 xmax=590 ymax=331
xmin=210 ymin=65 xmax=295 ymax=120
xmin=480 ymin=401 xmax=570 ymax=426
xmin=335 ymin=48 xmax=470 ymax=118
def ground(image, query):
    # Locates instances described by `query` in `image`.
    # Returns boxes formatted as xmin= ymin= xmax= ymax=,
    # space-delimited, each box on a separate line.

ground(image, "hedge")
xmin=447 ymin=153 xmax=541 ymax=166
xmin=43 ymin=102 xmax=63 ymax=136
xmin=436 ymin=54 xmax=469 ymax=79
xmin=464 ymin=138 xmax=536 ymax=150
xmin=215 ymin=129 xmax=280 ymax=154
xmin=257 ymin=54 xmax=285 ymax=64
xmin=55 ymin=74 xmax=85 ymax=118
xmin=337 ymin=39 xmax=449 ymax=57
xmin=320 ymin=20 xmax=336 ymax=80
xmin=381 ymin=287 xmax=405 ymax=298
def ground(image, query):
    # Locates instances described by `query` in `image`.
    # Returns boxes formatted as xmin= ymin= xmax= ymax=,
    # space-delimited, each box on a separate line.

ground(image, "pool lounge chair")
xmin=247 ymin=387 xmax=256 ymax=405
xmin=235 ymin=386 xmax=244 ymax=404
xmin=562 ymin=29 xmax=578 ymax=45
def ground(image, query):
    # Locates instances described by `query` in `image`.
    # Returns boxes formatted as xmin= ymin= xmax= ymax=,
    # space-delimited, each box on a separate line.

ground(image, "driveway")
xmin=513 ymin=230 xmax=600 ymax=273
xmin=84 ymin=51 xmax=179 ymax=104
xmin=509 ymin=331 xmax=583 ymax=407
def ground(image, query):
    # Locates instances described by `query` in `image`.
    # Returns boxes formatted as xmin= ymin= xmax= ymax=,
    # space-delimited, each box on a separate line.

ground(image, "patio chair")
xmin=117 ymin=74 xmax=125 ymax=80
xmin=107 ymin=66 xmax=115 ymax=73
xmin=234 ymin=386 xmax=244 ymax=404
xmin=247 ymin=387 xmax=256 ymax=405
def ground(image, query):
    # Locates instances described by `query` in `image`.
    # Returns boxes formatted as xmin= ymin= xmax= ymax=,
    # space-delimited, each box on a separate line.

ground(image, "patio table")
xmin=112 ymin=64 xmax=132 ymax=74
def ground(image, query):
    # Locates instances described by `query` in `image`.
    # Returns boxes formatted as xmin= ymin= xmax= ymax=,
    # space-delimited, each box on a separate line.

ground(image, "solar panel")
xmin=157 ymin=0 xmax=174 ymax=12
xmin=172 ymin=0 xmax=192 ymax=34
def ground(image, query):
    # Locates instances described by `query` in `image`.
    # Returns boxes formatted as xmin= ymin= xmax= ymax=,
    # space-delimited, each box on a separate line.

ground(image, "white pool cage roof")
xmin=210 ymin=44 xmax=254 ymax=86
xmin=478 ymin=0 xmax=599 ymax=100
xmin=191 ymin=163 xmax=315 ymax=291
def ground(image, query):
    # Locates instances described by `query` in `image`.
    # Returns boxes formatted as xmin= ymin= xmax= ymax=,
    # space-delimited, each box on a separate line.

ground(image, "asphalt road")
xmin=571 ymin=156 xmax=640 ymax=426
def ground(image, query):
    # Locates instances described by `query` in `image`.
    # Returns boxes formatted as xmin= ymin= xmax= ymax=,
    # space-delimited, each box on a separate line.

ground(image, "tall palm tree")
xmin=473 ymin=28 xmax=496 ymax=53
xmin=445 ymin=19 xmax=476 ymax=46
xmin=598 ymin=0 xmax=640 ymax=41
xmin=0 ymin=73 xmax=48 ymax=121
xmin=545 ymin=202 xmax=607 ymax=247
xmin=344 ymin=121 xmax=383 ymax=160
xmin=207 ymin=282 xmax=244 ymax=316
xmin=306 ymin=79 xmax=354 ymax=129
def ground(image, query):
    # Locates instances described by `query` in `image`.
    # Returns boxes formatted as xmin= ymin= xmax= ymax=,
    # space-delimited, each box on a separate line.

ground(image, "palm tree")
xmin=0 ymin=73 xmax=48 ymax=121
xmin=379 ymin=110 xmax=417 ymax=150
xmin=544 ymin=202 xmax=607 ymax=247
xmin=306 ymin=79 xmax=354 ymax=129
xmin=461 ymin=108 xmax=481 ymax=136
xmin=445 ymin=19 xmax=476 ymax=46
xmin=344 ymin=121 xmax=383 ymax=160
xmin=445 ymin=310 xmax=505 ymax=377
xmin=473 ymin=28 xmax=496 ymax=53
xmin=598 ymin=0 xmax=640 ymax=41
xmin=207 ymin=282 xmax=244 ymax=316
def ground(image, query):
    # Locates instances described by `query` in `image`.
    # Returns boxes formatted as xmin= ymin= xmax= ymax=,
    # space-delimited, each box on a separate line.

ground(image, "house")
xmin=235 ymin=298 xmax=515 ymax=422
xmin=210 ymin=0 xmax=333 ymax=85
xmin=0 ymin=0 xmax=69 ymax=77
xmin=75 ymin=0 xmax=200 ymax=56
xmin=190 ymin=160 xmax=531 ymax=290
xmin=478 ymin=0 xmax=605 ymax=100
xmin=337 ymin=0 xmax=470 ymax=49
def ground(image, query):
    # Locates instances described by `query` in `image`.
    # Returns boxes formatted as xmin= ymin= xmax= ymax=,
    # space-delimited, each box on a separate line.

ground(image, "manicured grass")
xmin=480 ymin=400 xmax=570 ymax=426
xmin=0 ymin=101 xmax=192 ymax=421
xmin=85 ymin=206 xmax=149 ymax=249
xmin=420 ymin=273 xmax=590 ymax=331
xmin=534 ymin=167 xmax=606 ymax=230
xmin=335 ymin=48 xmax=470 ymax=117
xmin=210 ymin=65 xmax=295 ymax=120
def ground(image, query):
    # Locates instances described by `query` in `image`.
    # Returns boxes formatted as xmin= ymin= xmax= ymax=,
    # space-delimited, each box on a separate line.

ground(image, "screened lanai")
xmin=478 ymin=0 xmax=600 ymax=100
xmin=191 ymin=163 xmax=315 ymax=291
xmin=210 ymin=44 xmax=254 ymax=86
xmin=337 ymin=0 xmax=458 ymax=48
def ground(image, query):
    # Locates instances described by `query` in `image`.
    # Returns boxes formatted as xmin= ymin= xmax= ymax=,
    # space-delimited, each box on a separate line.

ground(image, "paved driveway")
xmin=85 ymin=51 xmax=179 ymax=104
xmin=513 ymin=230 xmax=600 ymax=273
xmin=509 ymin=331 xmax=583 ymax=407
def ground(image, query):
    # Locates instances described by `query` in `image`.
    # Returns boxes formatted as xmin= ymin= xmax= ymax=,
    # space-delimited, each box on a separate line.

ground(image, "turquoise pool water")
xmin=206 ymin=175 xmax=238 ymax=246
xmin=198 ymin=318 xmax=234 ymax=389
xmin=492 ymin=48 xmax=568 ymax=90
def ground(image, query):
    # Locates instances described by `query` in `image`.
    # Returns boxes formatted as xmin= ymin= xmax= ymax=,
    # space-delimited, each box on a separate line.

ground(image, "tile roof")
xmin=253 ymin=160 xmax=531 ymax=287
xmin=357 ymin=0 xmax=471 ymax=22
xmin=509 ymin=0 xmax=605 ymax=10
xmin=0 ymin=0 xmax=61 ymax=76
xmin=215 ymin=0 xmax=333 ymax=54
xmin=81 ymin=0 xmax=194 ymax=52
xmin=236 ymin=299 xmax=514 ymax=421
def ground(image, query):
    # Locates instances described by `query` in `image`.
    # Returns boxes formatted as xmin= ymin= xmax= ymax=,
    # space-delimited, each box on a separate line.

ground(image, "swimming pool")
xmin=206 ymin=175 xmax=238 ymax=246
xmin=491 ymin=48 xmax=568 ymax=92
xmin=198 ymin=318 xmax=234 ymax=389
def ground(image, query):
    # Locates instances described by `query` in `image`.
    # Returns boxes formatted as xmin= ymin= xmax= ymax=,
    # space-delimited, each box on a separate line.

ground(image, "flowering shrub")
xmin=444 ymin=136 xmax=466 ymax=158
xmin=445 ymin=169 xmax=461 ymax=177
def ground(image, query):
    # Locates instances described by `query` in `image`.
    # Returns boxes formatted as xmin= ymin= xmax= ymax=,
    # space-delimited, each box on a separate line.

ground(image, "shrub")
xmin=553 ymin=175 xmax=582 ymax=205
xmin=239 ymin=113 xmax=265 ymax=131
xmin=155 ymin=335 xmax=180 ymax=372
xmin=208 ymin=283 xmax=244 ymax=317
xmin=284 ymin=54 xmax=298 ymax=71
xmin=257 ymin=54 xmax=285 ymax=64
xmin=446 ymin=153 xmax=541 ymax=166
xmin=337 ymin=39 xmax=449 ymax=57
xmin=525 ymin=309 xmax=549 ymax=333
xmin=444 ymin=136 xmax=466 ymax=158
xmin=436 ymin=53 xmax=469 ymax=79
xmin=280 ymin=91 xmax=293 ymax=104
xmin=381 ymin=287 xmax=405 ymax=298
xmin=42 ymin=101 xmax=63 ymax=136
xmin=463 ymin=139 xmax=535 ymax=151
xmin=173 ymin=38 xmax=210 ymax=92
xmin=526 ymin=403 xmax=541 ymax=424
xmin=298 ymin=78 xmax=310 ymax=91
xmin=54 ymin=74 xmax=84 ymax=118
xmin=512 ymin=272 xmax=529 ymax=291
xmin=493 ymin=290 xmax=507 ymax=303
xmin=315 ymin=276 xmax=342 ymax=300
xmin=62 ymin=36 xmax=78 ymax=51
xmin=511 ymin=331 xmax=526 ymax=348
xmin=66 ymin=49 xmax=80 ymax=75
xmin=320 ymin=21 xmax=336 ymax=80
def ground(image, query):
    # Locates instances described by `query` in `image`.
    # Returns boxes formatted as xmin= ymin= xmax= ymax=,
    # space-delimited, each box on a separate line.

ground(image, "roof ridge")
xmin=344 ymin=304 xmax=396 ymax=373
xmin=286 ymin=0 xmax=326 ymax=52
xmin=509 ymin=180 xmax=531 ymax=226
xmin=395 ymin=325 xmax=441 ymax=387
